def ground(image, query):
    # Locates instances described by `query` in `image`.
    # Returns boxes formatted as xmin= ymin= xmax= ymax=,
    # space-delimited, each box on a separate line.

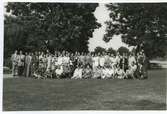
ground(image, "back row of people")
xmin=11 ymin=49 xmax=147 ymax=79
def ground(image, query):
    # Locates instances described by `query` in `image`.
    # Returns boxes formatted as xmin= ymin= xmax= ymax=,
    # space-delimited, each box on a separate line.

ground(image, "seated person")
xmin=101 ymin=66 xmax=112 ymax=79
xmin=92 ymin=66 xmax=102 ymax=79
xmin=108 ymin=66 xmax=115 ymax=79
xmin=126 ymin=62 xmax=137 ymax=79
xmin=112 ymin=64 xmax=117 ymax=78
xmin=82 ymin=64 xmax=92 ymax=79
xmin=33 ymin=59 xmax=46 ymax=79
xmin=115 ymin=66 xmax=125 ymax=79
xmin=62 ymin=64 xmax=72 ymax=78
xmin=55 ymin=65 xmax=63 ymax=78
xmin=71 ymin=65 xmax=83 ymax=79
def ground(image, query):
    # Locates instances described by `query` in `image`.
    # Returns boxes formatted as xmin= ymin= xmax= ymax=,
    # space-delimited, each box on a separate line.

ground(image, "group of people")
xmin=11 ymin=49 xmax=148 ymax=79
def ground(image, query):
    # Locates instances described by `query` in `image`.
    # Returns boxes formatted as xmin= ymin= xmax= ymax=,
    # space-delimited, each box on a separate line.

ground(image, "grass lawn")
xmin=3 ymin=69 xmax=167 ymax=111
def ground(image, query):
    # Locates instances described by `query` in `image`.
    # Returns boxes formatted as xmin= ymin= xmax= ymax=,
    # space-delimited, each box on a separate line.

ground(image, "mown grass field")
xmin=3 ymin=69 xmax=166 ymax=111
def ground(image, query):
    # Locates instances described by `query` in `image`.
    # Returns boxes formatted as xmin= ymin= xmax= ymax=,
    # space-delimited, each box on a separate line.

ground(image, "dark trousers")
xmin=18 ymin=66 xmax=24 ymax=76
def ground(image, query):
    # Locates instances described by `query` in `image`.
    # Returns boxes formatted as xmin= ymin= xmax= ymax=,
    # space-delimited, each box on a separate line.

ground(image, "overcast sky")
xmin=88 ymin=3 xmax=130 ymax=51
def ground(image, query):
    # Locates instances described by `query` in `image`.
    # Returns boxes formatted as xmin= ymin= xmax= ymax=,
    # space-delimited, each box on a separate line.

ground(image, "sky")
xmin=88 ymin=4 xmax=130 ymax=51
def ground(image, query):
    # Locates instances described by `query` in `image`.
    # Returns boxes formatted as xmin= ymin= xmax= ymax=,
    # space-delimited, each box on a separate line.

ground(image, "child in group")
xmin=82 ymin=64 xmax=93 ymax=79
xmin=71 ymin=65 xmax=83 ymax=79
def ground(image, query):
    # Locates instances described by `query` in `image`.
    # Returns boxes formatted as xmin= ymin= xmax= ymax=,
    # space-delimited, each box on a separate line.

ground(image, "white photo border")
xmin=0 ymin=0 xmax=166 ymax=114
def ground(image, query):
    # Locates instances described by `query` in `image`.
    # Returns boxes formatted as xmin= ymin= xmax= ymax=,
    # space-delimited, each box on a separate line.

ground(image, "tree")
xmin=104 ymin=3 xmax=167 ymax=59
xmin=107 ymin=47 xmax=116 ymax=55
xmin=4 ymin=3 xmax=101 ymax=57
xmin=117 ymin=46 xmax=129 ymax=56
xmin=94 ymin=46 xmax=106 ymax=54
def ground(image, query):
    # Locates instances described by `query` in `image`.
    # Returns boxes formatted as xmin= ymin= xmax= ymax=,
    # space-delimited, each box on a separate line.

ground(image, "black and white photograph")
xmin=2 ymin=1 xmax=167 ymax=111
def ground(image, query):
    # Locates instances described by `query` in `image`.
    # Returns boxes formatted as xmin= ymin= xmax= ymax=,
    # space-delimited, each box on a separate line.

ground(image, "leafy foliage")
xmin=117 ymin=46 xmax=129 ymax=56
xmin=4 ymin=3 xmax=101 ymax=57
xmin=104 ymin=3 xmax=167 ymax=59
xmin=107 ymin=47 xmax=116 ymax=55
xmin=94 ymin=46 xmax=106 ymax=54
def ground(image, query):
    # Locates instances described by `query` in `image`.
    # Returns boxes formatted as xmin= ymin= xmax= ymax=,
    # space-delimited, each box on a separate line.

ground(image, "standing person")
xmin=99 ymin=53 xmax=105 ymax=67
xmin=18 ymin=50 xmax=25 ymax=77
xmin=137 ymin=50 xmax=147 ymax=79
xmin=120 ymin=53 xmax=128 ymax=72
xmin=32 ymin=51 xmax=39 ymax=76
xmin=11 ymin=50 xmax=19 ymax=76
xmin=128 ymin=53 xmax=136 ymax=67
xmin=86 ymin=52 xmax=93 ymax=68
xmin=142 ymin=50 xmax=148 ymax=79
xmin=104 ymin=53 xmax=111 ymax=67
xmin=31 ymin=52 xmax=36 ymax=76
xmin=46 ymin=53 xmax=52 ymax=72
xmin=69 ymin=53 xmax=75 ymax=72
xmin=39 ymin=51 xmax=44 ymax=60
xmin=43 ymin=54 xmax=47 ymax=72
xmin=74 ymin=52 xmax=80 ymax=67
xmin=92 ymin=53 xmax=99 ymax=69
xmin=24 ymin=52 xmax=28 ymax=77
xmin=57 ymin=53 xmax=63 ymax=66
xmin=25 ymin=53 xmax=32 ymax=77
xmin=115 ymin=52 xmax=121 ymax=66
xmin=79 ymin=52 xmax=85 ymax=65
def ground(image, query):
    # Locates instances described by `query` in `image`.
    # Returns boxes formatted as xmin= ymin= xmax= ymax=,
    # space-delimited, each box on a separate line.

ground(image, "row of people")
xmin=11 ymin=50 xmax=147 ymax=79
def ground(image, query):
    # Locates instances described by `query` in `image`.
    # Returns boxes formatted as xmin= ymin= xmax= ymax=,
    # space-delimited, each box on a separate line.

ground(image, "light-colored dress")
xmin=100 ymin=57 xmax=105 ymax=67
xmin=72 ymin=68 xmax=83 ymax=79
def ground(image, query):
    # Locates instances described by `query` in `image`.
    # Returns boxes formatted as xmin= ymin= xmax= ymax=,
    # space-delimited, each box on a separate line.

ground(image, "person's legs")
xmin=20 ymin=66 xmax=24 ymax=76
xmin=26 ymin=64 xmax=30 ymax=77
xmin=24 ymin=64 xmax=27 ymax=77
xmin=12 ymin=63 xmax=15 ymax=76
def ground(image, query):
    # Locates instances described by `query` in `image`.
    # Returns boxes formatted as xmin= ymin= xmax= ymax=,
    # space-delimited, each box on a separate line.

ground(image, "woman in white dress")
xmin=55 ymin=65 xmax=63 ymax=78
xmin=71 ymin=65 xmax=83 ymax=79
xmin=115 ymin=66 xmax=125 ymax=79
xmin=92 ymin=53 xmax=99 ymax=69
xmin=46 ymin=53 xmax=52 ymax=72
xmin=99 ymin=54 xmax=105 ymax=67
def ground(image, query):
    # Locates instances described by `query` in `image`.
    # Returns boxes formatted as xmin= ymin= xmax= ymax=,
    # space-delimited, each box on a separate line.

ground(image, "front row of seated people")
xmin=71 ymin=61 xmax=137 ymax=79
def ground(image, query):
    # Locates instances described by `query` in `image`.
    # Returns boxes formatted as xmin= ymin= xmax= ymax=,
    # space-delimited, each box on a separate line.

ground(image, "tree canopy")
xmin=4 ymin=3 xmax=101 ymax=57
xmin=117 ymin=46 xmax=129 ymax=56
xmin=94 ymin=46 xmax=106 ymax=54
xmin=104 ymin=3 xmax=167 ymax=59
xmin=107 ymin=47 xmax=116 ymax=55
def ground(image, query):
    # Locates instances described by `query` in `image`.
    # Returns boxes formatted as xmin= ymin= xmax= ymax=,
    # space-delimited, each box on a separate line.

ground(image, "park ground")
xmin=3 ymin=69 xmax=167 ymax=111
